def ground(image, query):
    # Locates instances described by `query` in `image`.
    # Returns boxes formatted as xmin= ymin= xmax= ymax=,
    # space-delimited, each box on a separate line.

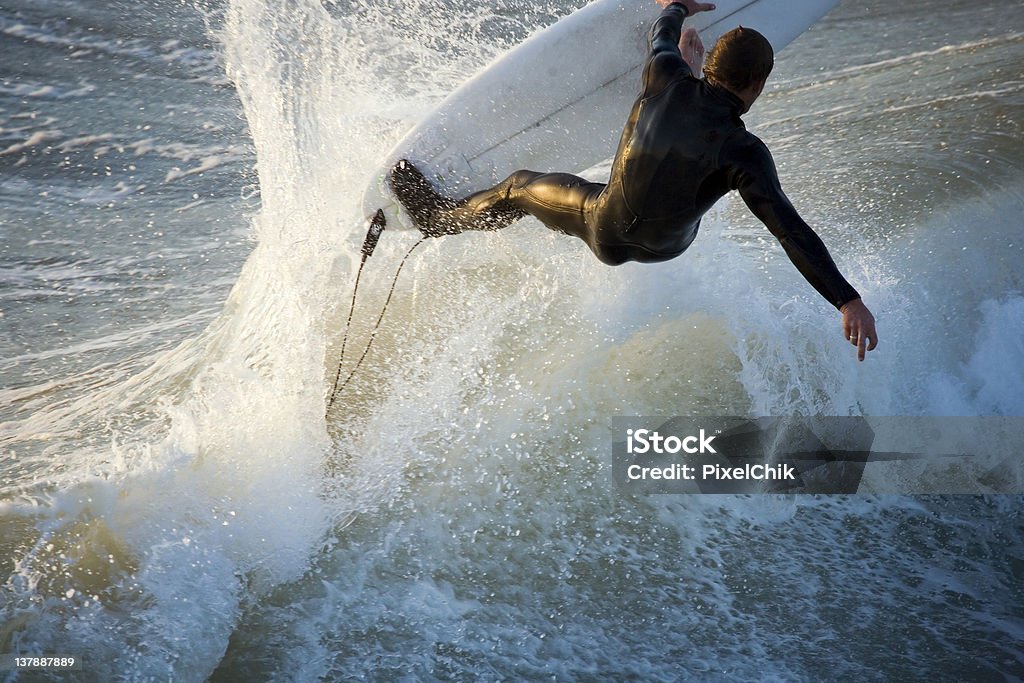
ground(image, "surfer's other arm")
xmin=646 ymin=1 xmax=715 ymax=87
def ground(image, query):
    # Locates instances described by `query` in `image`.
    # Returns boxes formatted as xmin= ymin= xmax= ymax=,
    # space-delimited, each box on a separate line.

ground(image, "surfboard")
xmin=363 ymin=0 xmax=840 ymax=230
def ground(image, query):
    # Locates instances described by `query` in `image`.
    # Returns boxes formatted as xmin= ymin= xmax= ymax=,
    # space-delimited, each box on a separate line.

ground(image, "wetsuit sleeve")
xmin=727 ymin=134 xmax=861 ymax=309
xmin=642 ymin=2 xmax=692 ymax=96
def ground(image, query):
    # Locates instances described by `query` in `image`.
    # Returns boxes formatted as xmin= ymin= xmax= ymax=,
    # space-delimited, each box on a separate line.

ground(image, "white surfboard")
xmin=363 ymin=0 xmax=840 ymax=229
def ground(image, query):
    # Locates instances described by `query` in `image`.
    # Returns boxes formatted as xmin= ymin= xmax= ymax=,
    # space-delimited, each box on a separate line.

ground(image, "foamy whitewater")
xmin=1 ymin=0 xmax=1022 ymax=679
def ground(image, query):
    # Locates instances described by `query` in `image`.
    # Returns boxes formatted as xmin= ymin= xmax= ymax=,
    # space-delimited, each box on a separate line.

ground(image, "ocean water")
xmin=1 ymin=0 xmax=1022 ymax=679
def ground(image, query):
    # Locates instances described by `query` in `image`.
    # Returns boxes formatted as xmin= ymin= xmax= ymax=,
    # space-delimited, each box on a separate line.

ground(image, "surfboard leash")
xmin=326 ymin=210 xmax=426 ymax=413
xmin=325 ymin=211 xmax=381 ymax=411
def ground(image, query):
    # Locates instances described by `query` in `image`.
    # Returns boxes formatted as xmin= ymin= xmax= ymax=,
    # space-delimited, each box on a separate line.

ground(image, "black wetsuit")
xmin=394 ymin=2 xmax=860 ymax=309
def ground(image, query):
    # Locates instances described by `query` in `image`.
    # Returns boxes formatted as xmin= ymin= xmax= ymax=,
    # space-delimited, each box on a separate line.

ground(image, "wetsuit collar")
xmin=707 ymin=81 xmax=747 ymax=118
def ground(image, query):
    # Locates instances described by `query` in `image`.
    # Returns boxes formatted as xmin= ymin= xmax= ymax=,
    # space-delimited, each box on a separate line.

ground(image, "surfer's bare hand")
xmin=679 ymin=27 xmax=705 ymax=73
xmin=840 ymin=298 xmax=878 ymax=362
xmin=656 ymin=0 xmax=716 ymax=14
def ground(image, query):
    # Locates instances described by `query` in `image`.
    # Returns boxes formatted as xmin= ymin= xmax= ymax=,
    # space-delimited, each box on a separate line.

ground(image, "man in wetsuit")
xmin=390 ymin=0 xmax=879 ymax=361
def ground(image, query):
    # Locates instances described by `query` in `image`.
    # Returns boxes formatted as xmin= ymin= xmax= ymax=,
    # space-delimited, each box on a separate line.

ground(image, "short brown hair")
xmin=704 ymin=27 xmax=774 ymax=92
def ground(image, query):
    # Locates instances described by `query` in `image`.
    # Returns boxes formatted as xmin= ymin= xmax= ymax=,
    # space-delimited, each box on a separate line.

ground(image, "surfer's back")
xmin=591 ymin=72 xmax=749 ymax=260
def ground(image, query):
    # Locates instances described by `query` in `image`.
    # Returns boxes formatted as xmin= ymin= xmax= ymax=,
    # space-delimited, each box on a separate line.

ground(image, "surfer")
xmin=390 ymin=0 xmax=879 ymax=361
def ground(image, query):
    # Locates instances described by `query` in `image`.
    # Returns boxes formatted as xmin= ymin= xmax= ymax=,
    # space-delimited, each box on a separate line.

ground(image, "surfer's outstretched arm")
xmin=727 ymin=134 xmax=879 ymax=360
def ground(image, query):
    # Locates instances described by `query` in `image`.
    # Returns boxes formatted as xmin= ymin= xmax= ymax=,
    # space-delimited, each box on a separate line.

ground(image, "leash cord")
xmin=326 ymin=252 xmax=368 ymax=409
xmin=326 ymin=234 xmax=426 ymax=411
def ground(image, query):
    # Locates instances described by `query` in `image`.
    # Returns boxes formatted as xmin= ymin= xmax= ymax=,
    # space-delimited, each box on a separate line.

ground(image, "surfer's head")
xmin=704 ymin=27 xmax=774 ymax=108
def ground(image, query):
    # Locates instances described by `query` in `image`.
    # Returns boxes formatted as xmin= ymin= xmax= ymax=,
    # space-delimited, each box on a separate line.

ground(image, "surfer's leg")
xmin=445 ymin=170 xmax=603 ymax=242
xmin=389 ymin=160 xmax=527 ymax=236
xmin=503 ymin=171 xmax=604 ymax=242
xmin=389 ymin=160 xmax=602 ymax=241
xmin=438 ymin=171 xmax=537 ymax=233
xmin=389 ymin=160 xmax=459 ymax=237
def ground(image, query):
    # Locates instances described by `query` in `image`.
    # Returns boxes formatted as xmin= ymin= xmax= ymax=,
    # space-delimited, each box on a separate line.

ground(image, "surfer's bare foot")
xmin=679 ymin=27 xmax=705 ymax=75
xmin=388 ymin=160 xmax=460 ymax=238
